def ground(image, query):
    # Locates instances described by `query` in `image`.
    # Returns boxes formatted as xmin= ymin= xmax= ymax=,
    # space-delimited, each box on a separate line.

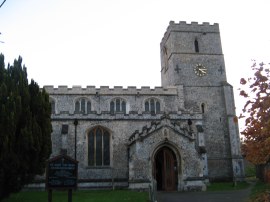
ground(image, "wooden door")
xmin=163 ymin=148 xmax=176 ymax=191
xmin=154 ymin=147 xmax=176 ymax=191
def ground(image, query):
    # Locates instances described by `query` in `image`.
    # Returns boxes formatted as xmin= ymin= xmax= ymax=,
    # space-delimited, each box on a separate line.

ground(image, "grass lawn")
xmin=2 ymin=190 xmax=148 ymax=202
xmin=207 ymin=181 xmax=250 ymax=191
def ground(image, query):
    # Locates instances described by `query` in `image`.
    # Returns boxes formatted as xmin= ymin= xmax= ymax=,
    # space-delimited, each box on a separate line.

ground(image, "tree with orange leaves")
xmin=239 ymin=61 xmax=270 ymax=165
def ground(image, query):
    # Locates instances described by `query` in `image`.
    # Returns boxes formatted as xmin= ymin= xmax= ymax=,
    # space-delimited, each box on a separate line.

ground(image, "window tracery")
xmin=145 ymin=98 xmax=161 ymax=114
xmin=75 ymin=98 xmax=91 ymax=114
xmin=110 ymin=98 xmax=127 ymax=114
xmin=88 ymin=127 xmax=110 ymax=166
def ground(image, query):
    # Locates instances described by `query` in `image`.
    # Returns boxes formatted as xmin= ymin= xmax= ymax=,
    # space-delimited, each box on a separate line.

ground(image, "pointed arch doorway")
xmin=154 ymin=146 xmax=178 ymax=191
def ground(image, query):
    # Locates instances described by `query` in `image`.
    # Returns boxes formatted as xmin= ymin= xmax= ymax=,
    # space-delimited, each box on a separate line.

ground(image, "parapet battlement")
xmin=43 ymin=85 xmax=178 ymax=95
xmin=161 ymin=21 xmax=219 ymax=45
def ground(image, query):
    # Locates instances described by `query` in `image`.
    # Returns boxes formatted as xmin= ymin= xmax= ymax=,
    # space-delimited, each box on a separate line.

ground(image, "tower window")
xmin=201 ymin=103 xmax=205 ymax=113
xmin=195 ymin=39 xmax=199 ymax=53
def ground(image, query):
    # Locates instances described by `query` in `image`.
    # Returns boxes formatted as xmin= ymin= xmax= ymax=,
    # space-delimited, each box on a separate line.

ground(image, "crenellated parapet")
xmin=161 ymin=21 xmax=219 ymax=46
xmin=43 ymin=85 xmax=178 ymax=95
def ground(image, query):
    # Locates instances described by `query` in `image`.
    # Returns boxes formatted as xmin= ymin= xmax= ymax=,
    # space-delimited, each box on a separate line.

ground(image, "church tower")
xmin=161 ymin=21 xmax=244 ymax=181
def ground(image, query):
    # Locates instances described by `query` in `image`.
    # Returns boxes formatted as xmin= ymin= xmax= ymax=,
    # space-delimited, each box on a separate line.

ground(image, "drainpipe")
xmin=74 ymin=119 xmax=78 ymax=160
xmin=127 ymin=147 xmax=130 ymax=188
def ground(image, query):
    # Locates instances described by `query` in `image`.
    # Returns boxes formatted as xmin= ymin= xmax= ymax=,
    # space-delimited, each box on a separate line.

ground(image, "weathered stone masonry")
xmin=44 ymin=21 xmax=244 ymax=191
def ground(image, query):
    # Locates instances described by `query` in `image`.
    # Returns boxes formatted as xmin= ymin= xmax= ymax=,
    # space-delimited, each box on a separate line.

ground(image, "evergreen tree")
xmin=0 ymin=54 xmax=52 ymax=200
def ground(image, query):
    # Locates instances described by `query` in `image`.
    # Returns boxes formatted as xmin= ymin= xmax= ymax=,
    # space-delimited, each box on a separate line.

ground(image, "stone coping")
xmin=43 ymin=85 xmax=178 ymax=95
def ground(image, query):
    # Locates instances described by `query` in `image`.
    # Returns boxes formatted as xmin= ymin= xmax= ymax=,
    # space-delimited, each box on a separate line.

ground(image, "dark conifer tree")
xmin=0 ymin=54 xmax=52 ymax=200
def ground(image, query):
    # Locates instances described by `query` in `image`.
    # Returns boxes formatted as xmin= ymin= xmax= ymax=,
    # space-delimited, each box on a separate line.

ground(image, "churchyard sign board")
xmin=46 ymin=154 xmax=78 ymax=202
xmin=46 ymin=154 xmax=78 ymax=189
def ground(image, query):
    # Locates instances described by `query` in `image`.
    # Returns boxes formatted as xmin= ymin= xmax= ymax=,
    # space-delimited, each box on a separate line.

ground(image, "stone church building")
xmin=44 ymin=21 xmax=244 ymax=191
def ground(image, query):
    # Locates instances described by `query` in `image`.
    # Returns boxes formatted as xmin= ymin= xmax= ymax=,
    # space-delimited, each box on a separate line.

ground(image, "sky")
xmin=0 ymin=0 xmax=269 ymax=128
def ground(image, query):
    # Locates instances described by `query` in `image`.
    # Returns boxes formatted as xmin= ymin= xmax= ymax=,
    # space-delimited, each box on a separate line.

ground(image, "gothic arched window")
xmin=144 ymin=98 xmax=162 ymax=115
xmin=201 ymin=103 xmax=205 ymax=114
xmin=74 ymin=98 xmax=91 ymax=114
xmin=195 ymin=39 xmax=199 ymax=53
xmin=110 ymin=98 xmax=127 ymax=114
xmin=88 ymin=127 xmax=110 ymax=166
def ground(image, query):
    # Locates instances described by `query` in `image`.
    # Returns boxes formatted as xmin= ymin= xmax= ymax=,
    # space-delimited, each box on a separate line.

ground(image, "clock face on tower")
xmin=194 ymin=64 xmax=207 ymax=77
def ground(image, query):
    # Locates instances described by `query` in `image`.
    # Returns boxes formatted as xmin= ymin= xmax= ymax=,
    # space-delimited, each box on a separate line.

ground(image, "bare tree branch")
xmin=0 ymin=0 xmax=7 ymax=8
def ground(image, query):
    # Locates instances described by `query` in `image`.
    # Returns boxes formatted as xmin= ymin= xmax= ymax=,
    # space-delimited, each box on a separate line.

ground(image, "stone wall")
xmin=159 ymin=20 xmax=244 ymax=181
xmin=43 ymin=20 xmax=245 ymax=190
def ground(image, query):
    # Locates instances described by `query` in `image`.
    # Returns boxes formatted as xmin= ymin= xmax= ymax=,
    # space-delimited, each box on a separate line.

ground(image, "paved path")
xmin=157 ymin=187 xmax=252 ymax=202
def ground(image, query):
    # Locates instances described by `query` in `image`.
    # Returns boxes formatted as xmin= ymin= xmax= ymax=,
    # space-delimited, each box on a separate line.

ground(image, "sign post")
xmin=46 ymin=154 xmax=78 ymax=202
